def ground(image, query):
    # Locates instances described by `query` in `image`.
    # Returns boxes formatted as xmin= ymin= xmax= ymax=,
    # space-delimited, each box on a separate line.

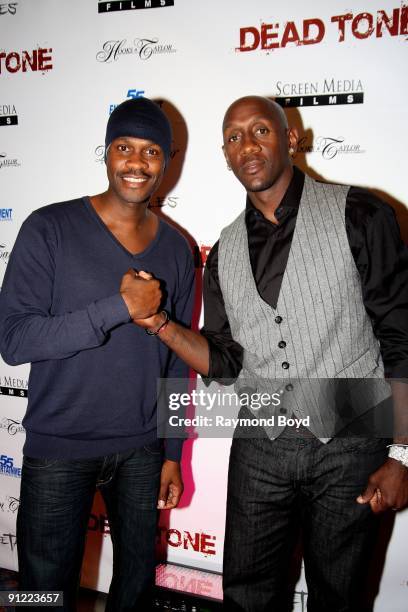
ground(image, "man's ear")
xmin=287 ymin=127 xmax=299 ymax=153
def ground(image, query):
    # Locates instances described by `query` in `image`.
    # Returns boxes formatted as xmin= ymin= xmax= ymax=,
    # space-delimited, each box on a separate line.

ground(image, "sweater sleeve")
xmin=0 ymin=212 xmax=130 ymax=365
xmin=164 ymin=244 xmax=196 ymax=462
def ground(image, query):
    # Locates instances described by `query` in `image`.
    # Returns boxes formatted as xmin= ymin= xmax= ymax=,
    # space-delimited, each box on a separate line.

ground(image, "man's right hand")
xmin=131 ymin=271 xmax=210 ymax=376
xmin=120 ymin=269 xmax=162 ymax=320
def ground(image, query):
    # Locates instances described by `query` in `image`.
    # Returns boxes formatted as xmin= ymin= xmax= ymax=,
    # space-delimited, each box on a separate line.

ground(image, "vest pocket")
xmin=334 ymin=347 xmax=381 ymax=379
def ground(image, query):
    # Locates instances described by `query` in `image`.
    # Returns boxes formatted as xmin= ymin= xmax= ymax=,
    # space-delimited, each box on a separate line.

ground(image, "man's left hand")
xmin=157 ymin=460 xmax=184 ymax=510
xmin=357 ymin=458 xmax=408 ymax=513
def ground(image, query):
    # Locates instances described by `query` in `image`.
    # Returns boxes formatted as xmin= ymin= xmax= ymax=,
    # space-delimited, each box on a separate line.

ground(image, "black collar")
xmin=245 ymin=166 xmax=305 ymax=222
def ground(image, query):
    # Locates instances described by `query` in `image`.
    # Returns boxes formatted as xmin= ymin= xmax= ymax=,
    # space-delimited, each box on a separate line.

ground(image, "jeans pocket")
xmin=23 ymin=456 xmax=59 ymax=469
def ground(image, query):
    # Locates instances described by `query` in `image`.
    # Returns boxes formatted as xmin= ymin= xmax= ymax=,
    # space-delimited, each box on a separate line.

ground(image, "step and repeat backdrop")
xmin=1 ymin=1 xmax=407 ymax=609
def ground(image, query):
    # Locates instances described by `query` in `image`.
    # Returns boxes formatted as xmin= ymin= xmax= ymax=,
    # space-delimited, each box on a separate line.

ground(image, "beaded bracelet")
xmin=145 ymin=311 xmax=169 ymax=336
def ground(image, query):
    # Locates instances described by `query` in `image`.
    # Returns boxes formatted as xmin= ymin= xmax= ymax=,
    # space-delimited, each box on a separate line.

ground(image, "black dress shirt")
xmin=201 ymin=167 xmax=408 ymax=380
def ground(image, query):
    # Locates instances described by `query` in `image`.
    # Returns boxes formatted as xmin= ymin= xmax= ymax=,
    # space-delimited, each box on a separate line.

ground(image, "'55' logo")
xmin=109 ymin=89 xmax=145 ymax=115
xmin=0 ymin=454 xmax=13 ymax=468
xmin=127 ymin=88 xmax=145 ymax=98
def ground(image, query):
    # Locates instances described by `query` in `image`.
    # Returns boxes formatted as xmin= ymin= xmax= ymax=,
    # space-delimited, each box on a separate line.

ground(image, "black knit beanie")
xmin=105 ymin=98 xmax=172 ymax=165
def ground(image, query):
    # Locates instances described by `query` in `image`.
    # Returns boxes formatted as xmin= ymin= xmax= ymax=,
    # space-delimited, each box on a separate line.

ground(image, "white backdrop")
xmin=1 ymin=1 xmax=407 ymax=609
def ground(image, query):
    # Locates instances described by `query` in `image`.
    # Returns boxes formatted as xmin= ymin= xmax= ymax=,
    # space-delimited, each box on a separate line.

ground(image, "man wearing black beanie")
xmin=105 ymin=97 xmax=172 ymax=164
xmin=0 ymin=97 xmax=194 ymax=610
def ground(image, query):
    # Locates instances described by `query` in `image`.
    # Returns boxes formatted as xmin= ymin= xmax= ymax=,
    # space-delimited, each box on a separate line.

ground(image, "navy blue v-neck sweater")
xmin=0 ymin=197 xmax=194 ymax=461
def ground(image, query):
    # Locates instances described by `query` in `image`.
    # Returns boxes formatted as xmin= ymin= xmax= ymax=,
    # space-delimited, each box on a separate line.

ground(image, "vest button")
xmin=278 ymin=340 xmax=286 ymax=349
xmin=285 ymin=383 xmax=294 ymax=391
xmin=275 ymin=316 xmax=283 ymax=324
xmin=279 ymin=407 xmax=287 ymax=414
xmin=282 ymin=361 xmax=290 ymax=369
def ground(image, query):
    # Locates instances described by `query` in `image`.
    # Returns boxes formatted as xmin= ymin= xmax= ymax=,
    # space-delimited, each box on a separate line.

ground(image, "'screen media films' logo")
xmin=0 ymin=374 xmax=28 ymax=398
xmin=274 ymin=77 xmax=364 ymax=108
xmin=0 ymin=103 xmax=18 ymax=126
xmin=0 ymin=48 xmax=53 ymax=75
xmin=96 ymin=37 xmax=176 ymax=63
xmin=98 ymin=0 xmax=174 ymax=13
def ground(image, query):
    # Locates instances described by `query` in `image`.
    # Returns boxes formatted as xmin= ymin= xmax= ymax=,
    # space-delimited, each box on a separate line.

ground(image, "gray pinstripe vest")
xmin=218 ymin=174 xmax=391 ymax=439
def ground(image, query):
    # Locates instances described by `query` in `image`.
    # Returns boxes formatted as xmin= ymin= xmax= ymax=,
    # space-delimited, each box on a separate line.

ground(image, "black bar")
xmin=0 ymin=386 xmax=27 ymax=398
xmin=275 ymin=93 xmax=364 ymax=108
xmin=98 ymin=0 xmax=174 ymax=12
xmin=0 ymin=591 xmax=63 ymax=607
xmin=0 ymin=116 xmax=18 ymax=126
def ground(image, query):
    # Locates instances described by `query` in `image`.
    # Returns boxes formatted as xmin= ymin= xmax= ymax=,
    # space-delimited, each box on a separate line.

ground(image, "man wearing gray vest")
xmin=133 ymin=96 xmax=408 ymax=610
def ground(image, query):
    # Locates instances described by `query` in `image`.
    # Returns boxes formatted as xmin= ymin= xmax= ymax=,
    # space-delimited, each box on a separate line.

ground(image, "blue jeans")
xmin=223 ymin=432 xmax=388 ymax=612
xmin=17 ymin=442 xmax=163 ymax=611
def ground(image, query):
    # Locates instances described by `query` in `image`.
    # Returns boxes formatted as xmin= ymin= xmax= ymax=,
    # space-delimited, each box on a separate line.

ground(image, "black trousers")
xmin=223 ymin=432 xmax=387 ymax=612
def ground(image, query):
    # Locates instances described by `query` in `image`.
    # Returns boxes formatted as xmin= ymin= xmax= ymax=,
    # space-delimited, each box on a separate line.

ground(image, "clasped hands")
xmin=119 ymin=268 xmax=165 ymax=330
